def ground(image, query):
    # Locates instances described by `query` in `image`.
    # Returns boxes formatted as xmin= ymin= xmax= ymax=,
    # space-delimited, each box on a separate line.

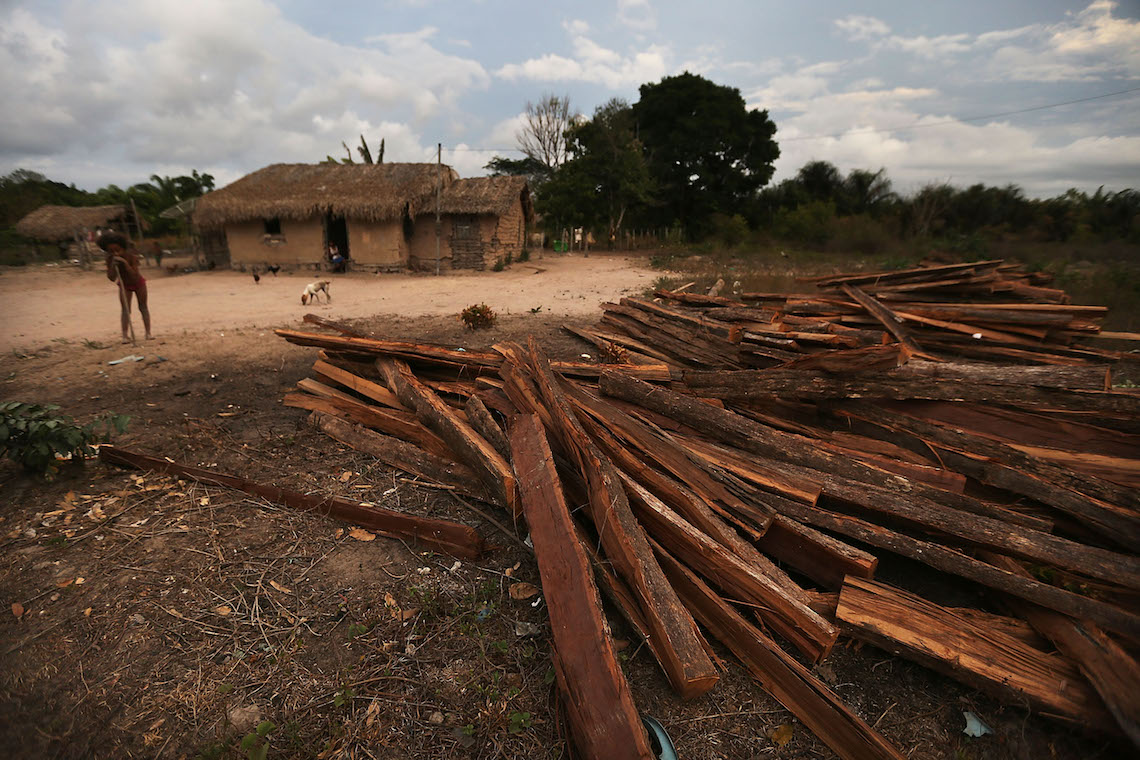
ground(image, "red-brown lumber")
xmin=379 ymin=359 xmax=520 ymax=518
xmin=507 ymin=415 xmax=653 ymax=760
xmin=99 ymin=445 xmax=487 ymax=560
xmin=836 ymin=577 xmax=1114 ymax=731
xmin=657 ymin=550 xmax=905 ymax=760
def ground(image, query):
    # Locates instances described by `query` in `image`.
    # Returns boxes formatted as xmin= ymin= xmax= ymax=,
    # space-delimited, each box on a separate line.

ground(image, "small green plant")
xmin=333 ymin=686 xmax=355 ymax=708
xmin=508 ymin=711 xmax=532 ymax=734
xmin=517 ymin=248 xmax=530 ymax=262
xmin=82 ymin=339 xmax=107 ymax=350
xmin=0 ymin=402 xmax=129 ymax=477
xmin=239 ymin=720 xmax=276 ymax=760
xmin=460 ymin=303 xmax=497 ymax=330
xmin=492 ymin=257 xmax=506 ymax=272
xmin=346 ymin=622 xmax=370 ymax=640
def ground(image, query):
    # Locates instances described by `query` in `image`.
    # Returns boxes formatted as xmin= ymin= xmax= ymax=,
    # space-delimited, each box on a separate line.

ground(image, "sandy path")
xmin=0 ymin=254 xmax=657 ymax=350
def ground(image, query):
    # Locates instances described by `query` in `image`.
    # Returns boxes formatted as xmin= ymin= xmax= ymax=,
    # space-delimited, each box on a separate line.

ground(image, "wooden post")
xmin=435 ymin=142 xmax=441 ymax=276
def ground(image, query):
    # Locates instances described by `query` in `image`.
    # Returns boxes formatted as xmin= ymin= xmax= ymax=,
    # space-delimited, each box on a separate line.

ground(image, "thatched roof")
xmin=194 ymin=163 xmax=458 ymax=229
xmin=438 ymin=176 xmax=532 ymax=220
xmin=15 ymin=205 xmax=129 ymax=241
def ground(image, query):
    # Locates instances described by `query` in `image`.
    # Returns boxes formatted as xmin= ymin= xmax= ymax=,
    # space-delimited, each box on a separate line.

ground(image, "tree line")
xmin=0 ymin=168 xmax=215 ymax=239
xmin=489 ymin=73 xmax=1139 ymax=248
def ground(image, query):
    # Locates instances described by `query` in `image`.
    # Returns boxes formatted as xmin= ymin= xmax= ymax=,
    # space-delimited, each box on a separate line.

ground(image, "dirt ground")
xmin=0 ymin=252 xmax=657 ymax=350
xmin=0 ymin=257 xmax=1122 ymax=760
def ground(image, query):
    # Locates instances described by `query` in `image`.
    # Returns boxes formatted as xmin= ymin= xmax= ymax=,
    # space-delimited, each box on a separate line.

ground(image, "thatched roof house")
xmin=15 ymin=205 xmax=134 ymax=241
xmin=193 ymin=163 xmax=530 ymax=271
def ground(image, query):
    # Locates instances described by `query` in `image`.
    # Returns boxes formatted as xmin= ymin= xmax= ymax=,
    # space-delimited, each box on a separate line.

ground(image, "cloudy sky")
xmin=1 ymin=0 xmax=1138 ymax=197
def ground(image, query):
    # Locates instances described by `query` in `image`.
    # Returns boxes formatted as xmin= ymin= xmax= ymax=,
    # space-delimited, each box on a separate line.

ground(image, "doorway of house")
xmin=324 ymin=213 xmax=349 ymax=268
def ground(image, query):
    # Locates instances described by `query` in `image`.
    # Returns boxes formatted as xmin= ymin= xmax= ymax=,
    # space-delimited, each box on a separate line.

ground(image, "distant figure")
xmin=149 ymin=241 xmax=164 ymax=268
xmin=99 ymin=232 xmax=153 ymax=343
xmin=327 ymin=243 xmax=346 ymax=273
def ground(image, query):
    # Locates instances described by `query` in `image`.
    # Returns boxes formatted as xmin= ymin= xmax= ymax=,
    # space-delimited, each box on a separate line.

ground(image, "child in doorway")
xmin=99 ymin=232 xmax=153 ymax=343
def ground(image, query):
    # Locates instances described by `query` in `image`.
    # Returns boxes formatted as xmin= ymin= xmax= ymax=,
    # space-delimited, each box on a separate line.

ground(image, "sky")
xmin=1 ymin=0 xmax=1138 ymax=198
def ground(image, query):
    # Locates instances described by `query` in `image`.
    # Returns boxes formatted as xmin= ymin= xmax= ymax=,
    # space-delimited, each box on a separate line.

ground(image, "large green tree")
xmin=632 ymin=72 xmax=778 ymax=236
xmin=539 ymin=98 xmax=652 ymax=238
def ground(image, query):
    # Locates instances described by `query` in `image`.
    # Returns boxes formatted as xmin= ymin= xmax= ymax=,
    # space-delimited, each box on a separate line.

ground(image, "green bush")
xmin=0 ymin=402 xmax=129 ymax=477
xmin=709 ymin=213 xmax=749 ymax=248
xmin=773 ymin=201 xmax=835 ymax=246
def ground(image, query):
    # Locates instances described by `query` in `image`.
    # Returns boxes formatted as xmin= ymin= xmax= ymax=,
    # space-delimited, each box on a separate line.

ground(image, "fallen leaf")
xmin=74 ymin=577 xmax=85 ymax=585
xmin=769 ymin=724 xmax=793 ymax=747
xmin=384 ymin=592 xmax=398 ymax=608
xmin=199 ymin=496 xmax=210 ymax=506
xmin=269 ymin=581 xmax=292 ymax=594
xmin=334 ymin=528 xmax=344 ymax=539
xmin=56 ymin=578 xmax=75 ymax=589
xmin=11 ymin=602 xmax=24 ymax=618
xmin=83 ymin=607 xmax=92 ymax=617
xmin=348 ymin=527 xmax=375 ymax=542
xmin=400 ymin=607 xmax=419 ymax=621
xmin=339 ymin=471 xmax=353 ymax=482
xmin=214 ymin=606 xmax=232 ymax=616
xmin=509 ymin=583 xmax=540 ymax=600
xmin=63 ymin=491 xmax=76 ymax=504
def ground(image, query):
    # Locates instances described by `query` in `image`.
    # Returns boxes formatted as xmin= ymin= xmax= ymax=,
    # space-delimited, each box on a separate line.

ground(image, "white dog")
xmin=301 ymin=280 xmax=331 ymax=305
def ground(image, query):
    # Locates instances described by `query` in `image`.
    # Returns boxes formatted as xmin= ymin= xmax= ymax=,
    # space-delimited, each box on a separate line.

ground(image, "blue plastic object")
xmin=642 ymin=716 xmax=678 ymax=760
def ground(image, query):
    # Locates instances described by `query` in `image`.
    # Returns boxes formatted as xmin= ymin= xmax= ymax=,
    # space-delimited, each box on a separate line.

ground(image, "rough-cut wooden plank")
xmin=682 ymin=368 xmax=1135 ymax=414
xmin=623 ymin=477 xmax=838 ymax=661
xmin=836 ymin=403 xmax=1140 ymax=551
xmin=657 ymin=550 xmax=905 ymax=760
xmin=311 ymin=413 xmax=487 ymax=500
xmin=757 ymin=515 xmax=877 ymax=590
xmin=601 ymin=372 xmax=1063 ymax=532
xmin=464 ymin=395 xmax=509 ymax=460
xmin=563 ymin=324 xmax=682 ymax=366
xmin=550 ymin=361 xmax=672 ymax=382
xmin=984 ymin=553 xmax=1140 ymax=748
xmin=508 ymin=415 xmax=653 ymax=760
xmin=302 ymin=313 xmax=368 ymax=338
xmin=836 ymin=577 xmax=1113 ymax=730
xmin=621 ymin=297 xmax=741 ymax=342
xmin=99 ymin=444 xmax=488 ymax=559
xmin=312 ymin=359 xmax=407 ymax=410
xmin=840 ymin=284 xmax=926 ymax=355
xmin=806 ymin=260 xmax=1004 ymax=288
xmin=741 ymin=486 xmax=1140 ymax=638
xmin=296 ymin=377 xmax=359 ymax=403
xmin=284 ymin=392 xmax=454 ymax=460
xmin=509 ymin=340 xmax=719 ymax=699
xmin=276 ymin=329 xmax=502 ymax=369
xmin=379 ymin=359 xmax=519 ymax=518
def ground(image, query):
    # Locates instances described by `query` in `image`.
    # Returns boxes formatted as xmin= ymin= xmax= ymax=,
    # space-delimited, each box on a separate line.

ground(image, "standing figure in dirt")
xmin=99 ymin=232 xmax=153 ymax=343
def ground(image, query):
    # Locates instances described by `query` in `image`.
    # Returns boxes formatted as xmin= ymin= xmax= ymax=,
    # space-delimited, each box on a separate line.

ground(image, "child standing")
xmin=99 ymin=232 xmax=153 ymax=343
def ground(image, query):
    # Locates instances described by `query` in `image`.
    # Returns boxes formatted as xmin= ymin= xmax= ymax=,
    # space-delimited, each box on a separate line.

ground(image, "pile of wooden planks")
xmin=276 ymin=287 xmax=1140 ymax=757
xmin=584 ymin=259 xmax=1138 ymax=369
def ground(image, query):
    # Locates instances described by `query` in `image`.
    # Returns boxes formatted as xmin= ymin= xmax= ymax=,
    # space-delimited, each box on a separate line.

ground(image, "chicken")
xmin=253 ymin=268 xmax=260 ymax=284
xmin=266 ymin=264 xmax=281 ymax=276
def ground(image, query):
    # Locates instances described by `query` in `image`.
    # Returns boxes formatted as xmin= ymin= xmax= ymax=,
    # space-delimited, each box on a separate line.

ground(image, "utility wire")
xmin=436 ymin=85 xmax=1140 ymax=152
xmin=779 ymin=85 xmax=1140 ymax=142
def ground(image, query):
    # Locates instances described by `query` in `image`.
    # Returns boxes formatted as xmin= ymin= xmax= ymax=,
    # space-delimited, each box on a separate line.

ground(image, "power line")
xmin=779 ymin=85 xmax=1140 ymax=142
xmin=435 ymin=86 xmax=1140 ymax=153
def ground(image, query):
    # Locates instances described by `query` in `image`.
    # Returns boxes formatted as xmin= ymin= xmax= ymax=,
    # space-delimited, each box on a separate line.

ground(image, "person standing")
xmin=99 ymin=232 xmax=153 ymax=343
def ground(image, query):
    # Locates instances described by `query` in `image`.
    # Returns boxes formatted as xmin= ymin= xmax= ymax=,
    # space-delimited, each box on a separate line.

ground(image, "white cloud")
xmin=617 ymin=0 xmax=656 ymax=31
xmin=0 ymin=0 xmax=491 ymax=184
xmin=834 ymin=15 xmax=889 ymax=42
xmin=496 ymin=23 xmax=668 ymax=89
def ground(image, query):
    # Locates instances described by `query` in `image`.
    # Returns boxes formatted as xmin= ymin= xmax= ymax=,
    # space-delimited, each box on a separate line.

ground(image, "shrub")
xmin=517 ymin=248 xmax=530 ymax=262
xmin=460 ymin=303 xmax=497 ymax=330
xmin=773 ymin=201 xmax=835 ymax=246
xmin=0 ymin=402 xmax=129 ymax=477
xmin=709 ymin=213 xmax=749 ymax=248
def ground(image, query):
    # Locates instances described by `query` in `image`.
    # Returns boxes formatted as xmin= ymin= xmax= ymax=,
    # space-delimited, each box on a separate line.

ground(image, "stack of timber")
xmin=276 ymin=297 xmax=1140 ymax=758
xmin=586 ymin=259 xmax=1138 ymax=369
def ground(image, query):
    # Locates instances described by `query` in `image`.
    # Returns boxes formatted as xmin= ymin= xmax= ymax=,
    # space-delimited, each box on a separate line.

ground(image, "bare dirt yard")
xmin=0 ymin=254 xmax=1115 ymax=760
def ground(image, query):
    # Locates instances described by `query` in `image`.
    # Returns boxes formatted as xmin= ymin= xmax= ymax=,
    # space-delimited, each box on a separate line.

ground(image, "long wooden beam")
xmin=98 ymin=445 xmax=488 ymax=559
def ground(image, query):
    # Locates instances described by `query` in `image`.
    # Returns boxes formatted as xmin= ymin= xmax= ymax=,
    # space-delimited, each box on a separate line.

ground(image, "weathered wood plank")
xmin=508 ymin=415 xmax=653 ymax=760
